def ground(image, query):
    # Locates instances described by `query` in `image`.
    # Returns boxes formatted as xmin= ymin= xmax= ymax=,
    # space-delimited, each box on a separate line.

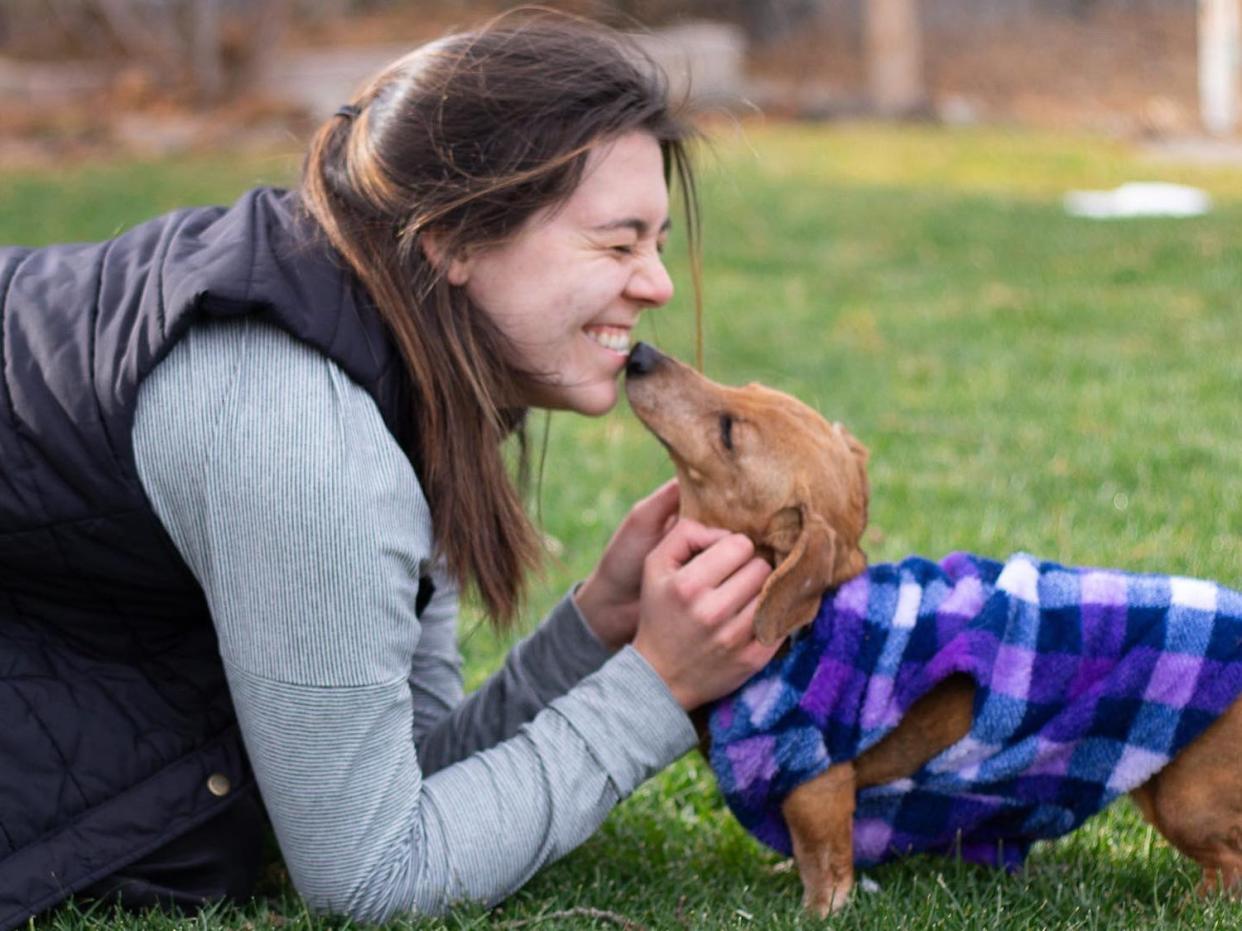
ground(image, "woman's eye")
xmin=611 ymin=243 xmax=636 ymax=255
xmin=719 ymin=413 xmax=734 ymax=451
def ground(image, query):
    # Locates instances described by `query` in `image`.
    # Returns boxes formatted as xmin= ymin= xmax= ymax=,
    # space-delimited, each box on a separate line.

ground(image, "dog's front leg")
xmin=781 ymin=763 xmax=857 ymax=916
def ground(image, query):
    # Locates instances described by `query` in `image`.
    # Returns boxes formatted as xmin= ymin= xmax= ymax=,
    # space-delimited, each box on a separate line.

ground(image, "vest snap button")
xmin=206 ymin=773 xmax=231 ymax=797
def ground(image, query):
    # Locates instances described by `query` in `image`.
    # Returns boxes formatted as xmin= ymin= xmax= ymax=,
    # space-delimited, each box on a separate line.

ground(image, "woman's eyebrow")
xmin=591 ymin=217 xmax=673 ymax=236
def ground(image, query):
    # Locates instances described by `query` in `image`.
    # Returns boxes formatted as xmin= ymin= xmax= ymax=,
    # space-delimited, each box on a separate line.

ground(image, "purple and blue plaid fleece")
xmin=709 ymin=552 xmax=1242 ymax=869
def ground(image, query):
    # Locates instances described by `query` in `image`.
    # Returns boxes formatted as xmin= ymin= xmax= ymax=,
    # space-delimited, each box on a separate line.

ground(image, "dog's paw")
xmin=803 ymin=878 xmax=853 ymax=917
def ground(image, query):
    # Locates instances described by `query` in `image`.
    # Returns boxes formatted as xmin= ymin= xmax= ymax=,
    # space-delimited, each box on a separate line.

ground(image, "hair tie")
xmin=335 ymin=104 xmax=360 ymax=120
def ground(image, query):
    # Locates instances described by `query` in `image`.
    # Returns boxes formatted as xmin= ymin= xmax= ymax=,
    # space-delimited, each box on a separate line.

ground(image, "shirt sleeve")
xmin=132 ymin=317 xmax=697 ymax=921
xmin=393 ymin=544 xmax=617 ymax=760
xmin=415 ymin=587 xmax=622 ymax=773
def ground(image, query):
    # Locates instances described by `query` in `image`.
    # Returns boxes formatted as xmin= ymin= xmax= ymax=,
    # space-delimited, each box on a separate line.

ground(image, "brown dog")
xmin=624 ymin=342 xmax=1242 ymax=916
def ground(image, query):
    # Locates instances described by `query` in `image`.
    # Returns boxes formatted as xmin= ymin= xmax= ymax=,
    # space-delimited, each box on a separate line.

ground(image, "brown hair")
xmin=300 ymin=9 xmax=702 ymax=627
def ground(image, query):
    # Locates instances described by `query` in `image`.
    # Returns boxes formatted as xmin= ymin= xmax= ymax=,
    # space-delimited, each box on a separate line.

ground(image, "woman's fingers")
xmin=573 ymin=482 xmax=686 ymax=651
xmin=696 ymin=556 xmax=772 ymax=629
xmin=648 ymin=521 xmax=771 ymax=617
xmin=604 ymin=479 xmax=681 ymax=572
xmin=676 ymin=532 xmax=766 ymax=599
xmin=615 ymin=478 xmax=679 ymax=546
xmin=633 ymin=478 xmax=679 ymax=530
xmin=647 ymin=519 xmax=732 ymax=574
xmin=634 ymin=518 xmax=785 ymax=709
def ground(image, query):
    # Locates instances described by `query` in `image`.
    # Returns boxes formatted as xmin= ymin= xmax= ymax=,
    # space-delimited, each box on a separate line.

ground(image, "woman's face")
xmin=451 ymin=131 xmax=674 ymax=416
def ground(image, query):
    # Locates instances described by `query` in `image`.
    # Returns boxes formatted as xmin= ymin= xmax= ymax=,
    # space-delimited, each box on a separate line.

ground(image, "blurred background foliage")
xmin=0 ymin=0 xmax=1225 ymax=165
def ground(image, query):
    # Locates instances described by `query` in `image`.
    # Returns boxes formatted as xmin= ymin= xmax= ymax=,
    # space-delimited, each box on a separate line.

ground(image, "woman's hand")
xmin=632 ymin=520 xmax=780 ymax=711
xmin=574 ymin=479 xmax=680 ymax=651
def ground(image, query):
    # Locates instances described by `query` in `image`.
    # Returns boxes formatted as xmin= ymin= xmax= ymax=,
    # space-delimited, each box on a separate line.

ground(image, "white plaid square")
xmin=1170 ymin=577 xmax=1217 ymax=613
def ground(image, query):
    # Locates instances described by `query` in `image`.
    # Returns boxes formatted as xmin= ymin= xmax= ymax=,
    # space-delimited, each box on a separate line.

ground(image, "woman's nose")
xmin=627 ymin=253 xmax=675 ymax=308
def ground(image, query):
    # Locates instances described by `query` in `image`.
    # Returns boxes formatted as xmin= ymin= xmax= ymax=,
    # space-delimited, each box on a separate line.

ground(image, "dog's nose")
xmin=626 ymin=341 xmax=665 ymax=378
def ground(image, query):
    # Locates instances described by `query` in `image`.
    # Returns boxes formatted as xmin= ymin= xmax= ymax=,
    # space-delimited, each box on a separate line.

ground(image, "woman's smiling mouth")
xmin=584 ymin=325 xmax=631 ymax=354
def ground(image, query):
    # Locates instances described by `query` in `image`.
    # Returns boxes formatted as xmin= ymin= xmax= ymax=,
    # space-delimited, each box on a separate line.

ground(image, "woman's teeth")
xmin=585 ymin=326 xmax=630 ymax=353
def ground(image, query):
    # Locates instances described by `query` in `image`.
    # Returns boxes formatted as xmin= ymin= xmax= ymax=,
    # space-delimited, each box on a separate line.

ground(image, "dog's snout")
xmin=626 ymin=341 xmax=665 ymax=378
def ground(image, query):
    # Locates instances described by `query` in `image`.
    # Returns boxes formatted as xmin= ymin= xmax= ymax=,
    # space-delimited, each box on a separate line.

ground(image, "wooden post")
xmin=190 ymin=0 xmax=224 ymax=103
xmin=865 ymin=0 xmax=925 ymax=116
xmin=1200 ymin=0 xmax=1241 ymax=135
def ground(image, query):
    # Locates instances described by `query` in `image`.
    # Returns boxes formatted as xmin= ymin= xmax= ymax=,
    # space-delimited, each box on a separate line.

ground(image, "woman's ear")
xmin=420 ymin=231 xmax=472 ymax=286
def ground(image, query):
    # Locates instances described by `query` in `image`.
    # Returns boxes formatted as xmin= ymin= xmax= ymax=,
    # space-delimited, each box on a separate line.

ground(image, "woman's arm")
xmin=133 ymin=318 xmax=696 ymax=921
xmin=414 ymin=579 xmax=622 ymax=772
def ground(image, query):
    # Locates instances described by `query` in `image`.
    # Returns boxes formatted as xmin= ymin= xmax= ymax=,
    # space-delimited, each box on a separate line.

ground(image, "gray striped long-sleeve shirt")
xmin=132 ymin=317 xmax=697 ymax=921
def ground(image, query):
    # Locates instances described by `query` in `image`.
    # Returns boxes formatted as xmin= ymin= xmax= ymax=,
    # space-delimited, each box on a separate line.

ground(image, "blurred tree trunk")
xmin=61 ymin=0 xmax=291 ymax=104
xmin=740 ymin=0 xmax=827 ymax=44
xmin=864 ymin=0 xmax=926 ymax=115
xmin=599 ymin=0 xmax=829 ymax=44
xmin=231 ymin=0 xmax=293 ymax=92
xmin=45 ymin=0 xmax=111 ymax=56
xmin=93 ymin=0 xmax=183 ymax=80
xmin=190 ymin=0 xmax=224 ymax=103
xmin=1199 ymin=0 xmax=1240 ymax=134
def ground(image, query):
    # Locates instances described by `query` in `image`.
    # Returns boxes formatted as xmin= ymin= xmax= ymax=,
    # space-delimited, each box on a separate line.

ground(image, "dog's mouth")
xmin=625 ymin=356 xmax=672 ymax=453
xmin=626 ymin=354 xmax=727 ymax=495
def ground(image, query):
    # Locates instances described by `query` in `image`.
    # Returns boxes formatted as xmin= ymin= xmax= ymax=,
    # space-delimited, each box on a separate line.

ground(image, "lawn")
xmin=7 ymin=122 xmax=1242 ymax=930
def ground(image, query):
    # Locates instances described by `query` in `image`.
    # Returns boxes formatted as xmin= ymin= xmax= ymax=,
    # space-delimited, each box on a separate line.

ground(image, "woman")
xmin=0 ymin=11 xmax=781 ymax=927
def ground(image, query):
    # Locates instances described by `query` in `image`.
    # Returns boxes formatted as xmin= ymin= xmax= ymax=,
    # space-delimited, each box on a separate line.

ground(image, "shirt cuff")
xmin=531 ymin=585 xmax=615 ymax=682
xmin=546 ymin=645 xmax=698 ymax=798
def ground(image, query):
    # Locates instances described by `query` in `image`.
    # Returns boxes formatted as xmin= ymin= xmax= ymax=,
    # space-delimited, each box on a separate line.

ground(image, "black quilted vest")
xmin=0 ymin=188 xmax=413 ymax=928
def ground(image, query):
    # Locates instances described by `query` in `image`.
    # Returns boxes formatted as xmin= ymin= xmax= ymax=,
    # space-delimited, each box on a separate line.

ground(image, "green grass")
xmin=7 ymin=123 xmax=1242 ymax=929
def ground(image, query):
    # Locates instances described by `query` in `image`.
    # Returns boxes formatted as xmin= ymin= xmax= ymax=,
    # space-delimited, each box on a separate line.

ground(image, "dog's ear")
xmin=753 ymin=507 xmax=841 ymax=645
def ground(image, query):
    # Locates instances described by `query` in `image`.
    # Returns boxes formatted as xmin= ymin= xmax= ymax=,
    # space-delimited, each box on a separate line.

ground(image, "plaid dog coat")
xmin=709 ymin=552 xmax=1242 ymax=868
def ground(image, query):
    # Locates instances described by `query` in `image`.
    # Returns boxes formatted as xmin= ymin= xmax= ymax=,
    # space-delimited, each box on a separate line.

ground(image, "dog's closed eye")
xmin=719 ymin=413 xmax=735 ymax=451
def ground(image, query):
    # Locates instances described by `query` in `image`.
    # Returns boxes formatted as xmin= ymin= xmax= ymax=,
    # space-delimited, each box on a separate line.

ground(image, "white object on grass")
xmin=1063 ymin=182 xmax=1213 ymax=219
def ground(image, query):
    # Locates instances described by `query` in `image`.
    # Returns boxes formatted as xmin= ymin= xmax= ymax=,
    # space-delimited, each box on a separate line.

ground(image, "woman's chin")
xmin=565 ymin=387 xmax=619 ymax=417
xmin=526 ymin=381 xmax=619 ymax=417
